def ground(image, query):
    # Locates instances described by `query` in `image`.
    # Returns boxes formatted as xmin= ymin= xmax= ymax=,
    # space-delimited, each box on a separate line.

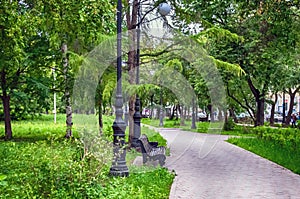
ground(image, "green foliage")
xmin=223 ymin=117 xmax=235 ymax=131
xmin=0 ymin=114 xmax=174 ymax=198
xmin=0 ymin=137 xmax=108 ymax=198
xmin=249 ymin=126 xmax=300 ymax=151
xmin=100 ymin=168 xmax=174 ymax=199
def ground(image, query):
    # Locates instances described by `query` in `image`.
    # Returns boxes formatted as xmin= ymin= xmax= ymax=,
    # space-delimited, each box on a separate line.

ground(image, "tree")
xmin=0 ymin=1 xmax=51 ymax=139
xmin=175 ymin=0 xmax=300 ymax=126
xmin=0 ymin=0 xmax=116 ymax=140
xmin=40 ymin=0 xmax=116 ymax=137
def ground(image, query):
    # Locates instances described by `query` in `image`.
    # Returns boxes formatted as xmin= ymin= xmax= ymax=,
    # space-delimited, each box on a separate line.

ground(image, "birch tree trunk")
xmin=180 ymin=105 xmax=185 ymax=126
xmin=62 ymin=43 xmax=73 ymax=138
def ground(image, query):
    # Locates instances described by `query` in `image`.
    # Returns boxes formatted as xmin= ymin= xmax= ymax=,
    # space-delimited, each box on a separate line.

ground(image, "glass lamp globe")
xmin=158 ymin=3 xmax=171 ymax=16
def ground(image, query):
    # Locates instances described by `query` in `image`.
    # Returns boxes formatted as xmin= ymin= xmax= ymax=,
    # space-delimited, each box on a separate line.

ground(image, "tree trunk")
xmin=126 ymin=0 xmax=138 ymax=147
xmin=229 ymin=107 xmax=238 ymax=123
xmin=62 ymin=43 xmax=73 ymax=138
xmin=224 ymin=108 xmax=228 ymax=123
xmin=285 ymin=88 xmax=300 ymax=126
xmin=218 ymin=108 xmax=223 ymax=121
xmin=256 ymin=98 xmax=265 ymax=126
xmin=98 ymin=100 xmax=103 ymax=135
xmin=207 ymin=104 xmax=213 ymax=122
xmin=247 ymin=78 xmax=265 ymax=126
xmin=1 ymin=70 xmax=12 ymax=140
xmin=150 ymin=94 xmax=154 ymax=119
xmin=180 ymin=105 xmax=185 ymax=126
xmin=128 ymin=58 xmax=136 ymax=147
xmin=170 ymin=105 xmax=176 ymax=120
xmin=269 ymin=93 xmax=277 ymax=126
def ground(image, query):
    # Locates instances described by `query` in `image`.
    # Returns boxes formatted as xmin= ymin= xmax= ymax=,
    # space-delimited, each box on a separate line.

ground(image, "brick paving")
xmin=157 ymin=128 xmax=300 ymax=199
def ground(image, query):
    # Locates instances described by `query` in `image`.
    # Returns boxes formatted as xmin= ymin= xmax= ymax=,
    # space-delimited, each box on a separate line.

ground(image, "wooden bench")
xmin=138 ymin=134 xmax=166 ymax=166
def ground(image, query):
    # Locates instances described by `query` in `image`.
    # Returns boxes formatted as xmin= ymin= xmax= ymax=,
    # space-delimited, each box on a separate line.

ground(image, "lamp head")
xmin=158 ymin=3 xmax=171 ymax=16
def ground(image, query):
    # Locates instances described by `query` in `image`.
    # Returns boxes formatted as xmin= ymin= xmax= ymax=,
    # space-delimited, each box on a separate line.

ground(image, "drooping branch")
xmin=236 ymin=83 xmax=255 ymax=115
xmin=140 ymin=43 xmax=181 ymax=57
xmin=226 ymin=82 xmax=255 ymax=121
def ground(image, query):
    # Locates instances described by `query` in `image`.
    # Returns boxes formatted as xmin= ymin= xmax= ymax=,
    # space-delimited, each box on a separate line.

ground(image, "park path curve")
xmin=156 ymin=128 xmax=300 ymax=199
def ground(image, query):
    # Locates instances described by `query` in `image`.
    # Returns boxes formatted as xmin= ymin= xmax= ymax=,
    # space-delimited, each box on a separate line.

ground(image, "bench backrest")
xmin=139 ymin=134 xmax=152 ymax=153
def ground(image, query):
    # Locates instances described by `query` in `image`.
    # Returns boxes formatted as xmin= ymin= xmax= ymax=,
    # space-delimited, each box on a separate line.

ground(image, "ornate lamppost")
xmin=109 ymin=0 xmax=129 ymax=177
xmin=132 ymin=2 xmax=171 ymax=146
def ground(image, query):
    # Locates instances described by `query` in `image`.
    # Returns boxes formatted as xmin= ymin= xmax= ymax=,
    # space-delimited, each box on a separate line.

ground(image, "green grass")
xmin=142 ymin=118 xmax=254 ymax=136
xmin=227 ymin=137 xmax=300 ymax=174
xmin=0 ymin=114 xmax=174 ymax=198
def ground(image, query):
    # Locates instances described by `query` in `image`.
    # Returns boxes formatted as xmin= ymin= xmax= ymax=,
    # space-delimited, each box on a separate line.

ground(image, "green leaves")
xmin=0 ymin=114 xmax=174 ymax=198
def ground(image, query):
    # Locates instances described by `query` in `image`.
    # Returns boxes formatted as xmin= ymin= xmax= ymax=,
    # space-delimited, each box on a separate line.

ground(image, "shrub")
xmin=248 ymin=126 xmax=300 ymax=150
xmin=223 ymin=117 xmax=235 ymax=131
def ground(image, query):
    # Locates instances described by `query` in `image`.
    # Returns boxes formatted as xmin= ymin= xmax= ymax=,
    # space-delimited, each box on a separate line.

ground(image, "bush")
xmin=223 ymin=117 xmax=235 ymax=131
xmin=249 ymin=126 xmax=300 ymax=150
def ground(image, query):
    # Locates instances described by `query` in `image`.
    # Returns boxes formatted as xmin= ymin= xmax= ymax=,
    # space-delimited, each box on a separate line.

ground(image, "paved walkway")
xmin=155 ymin=128 xmax=300 ymax=199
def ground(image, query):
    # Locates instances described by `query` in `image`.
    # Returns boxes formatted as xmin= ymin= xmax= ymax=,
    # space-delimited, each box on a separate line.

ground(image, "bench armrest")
xmin=149 ymin=141 xmax=158 ymax=147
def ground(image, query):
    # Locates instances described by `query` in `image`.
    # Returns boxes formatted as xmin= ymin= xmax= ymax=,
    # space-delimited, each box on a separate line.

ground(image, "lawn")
xmin=142 ymin=117 xmax=254 ymax=136
xmin=227 ymin=126 xmax=300 ymax=175
xmin=0 ymin=114 xmax=174 ymax=198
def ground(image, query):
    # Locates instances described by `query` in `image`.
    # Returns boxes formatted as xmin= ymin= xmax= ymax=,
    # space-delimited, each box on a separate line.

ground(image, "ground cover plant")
xmin=227 ymin=126 xmax=300 ymax=174
xmin=0 ymin=114 xmax=174 ymax=198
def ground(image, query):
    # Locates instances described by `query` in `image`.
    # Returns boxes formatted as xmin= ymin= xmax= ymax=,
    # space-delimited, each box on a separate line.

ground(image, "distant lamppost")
xmin=191 ymin=97 xmax=196 ymax=129
xmin=132 ymin=2 xmax=171 ymax=146
xmin=109 ymin=0 xmax=129 ymax=177
xmin=159 ymin=87 xmax=164 ymax=126
xmin=282 ymin=92 xmax=286 ymax=124
xmin=52 ymin=67 xmax=57 ymax=124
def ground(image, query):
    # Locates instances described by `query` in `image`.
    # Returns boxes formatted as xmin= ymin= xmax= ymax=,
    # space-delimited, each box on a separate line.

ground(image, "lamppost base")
xmin=131 ymin=138 xmax=140 ymax=148
xmin=109 ymin=166 xmax=129 ymax=177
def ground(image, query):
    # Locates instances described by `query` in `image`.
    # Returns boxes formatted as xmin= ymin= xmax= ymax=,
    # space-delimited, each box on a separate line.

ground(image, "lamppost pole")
xmin=283 ymin=92 xmax=286 ymax=124
xmin=191 ymin=97 xmax=196 ymax=129
xmin=109 ymin=0 xmax=129 ymax=177
xmin=133 ymin=2 xmax=171 ymax=144
xmin=132 ymin=0 xmax=142 ymax=147
xmin=159 ymin=87 xmax=164 ymax=127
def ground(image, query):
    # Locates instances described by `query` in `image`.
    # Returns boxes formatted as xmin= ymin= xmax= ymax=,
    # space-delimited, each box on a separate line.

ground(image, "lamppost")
xmin=52 ymin=67 xmax=57 ymax=124
xmin=132 ymin=2 xmax=171 ymax=146
xmin=191 ymin=97 xmax=196 ymax=129
xmin=159 ymin=86 xmax=164 ymax=126
xmin=283 ymin=92 xmax=286 ymax=124
xmin=109 ymin=0 xmax=129 ymax=177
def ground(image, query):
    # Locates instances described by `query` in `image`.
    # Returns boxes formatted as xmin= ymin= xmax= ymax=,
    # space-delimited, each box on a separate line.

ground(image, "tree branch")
xmin=227 ymin=82 xmax=255 ymax=121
